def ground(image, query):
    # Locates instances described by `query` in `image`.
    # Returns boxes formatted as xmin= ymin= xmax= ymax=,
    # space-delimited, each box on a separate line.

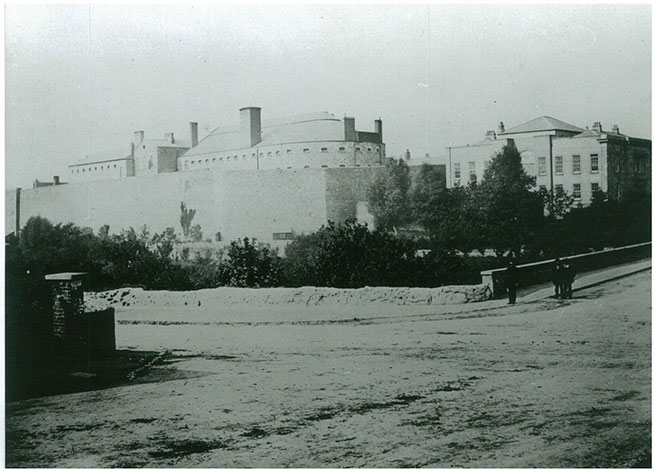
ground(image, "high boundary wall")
xmin=10 ymin=167 xmax=386 ymax=242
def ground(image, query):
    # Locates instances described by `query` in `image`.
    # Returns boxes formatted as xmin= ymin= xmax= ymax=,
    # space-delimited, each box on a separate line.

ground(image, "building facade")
xmin=444 ymin=116 xmax=651 ymax=205
xmin=178 ymin=107 xmax=384 ymax=172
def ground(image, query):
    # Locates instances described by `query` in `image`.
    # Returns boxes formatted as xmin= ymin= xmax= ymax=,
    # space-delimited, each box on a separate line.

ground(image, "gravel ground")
xmin=6 ymin=271 xmax=651 ymax=467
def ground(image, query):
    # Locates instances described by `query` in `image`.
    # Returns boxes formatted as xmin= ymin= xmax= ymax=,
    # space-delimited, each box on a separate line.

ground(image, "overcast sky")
xmin=5 ymin=4 xmax=652 ymax=189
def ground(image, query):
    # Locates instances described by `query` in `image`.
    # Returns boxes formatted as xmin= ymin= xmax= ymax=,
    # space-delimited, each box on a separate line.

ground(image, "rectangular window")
xmin=555 ymin=156 xmax=563 ymax=174
xmin=538 ymin=157 xmax=547 ymax=176
xmin=468 ymin=161 xmax=477 ymax=183
xmin=454 ymin=163 xmax=461 ymax=180
xmin=615 ymin=157 xmax=620 ymax=173
xmin=572 ymin=155 xmax=581 ymax=174
xmin=590 ymin=154 xmax=599 ymax=172
xmin=634 ymin=158 xmax=646 ymax=174
xmin=572 ymin=183 xmax=581 ymax=199
xmin=555 ymin=184 xmax=564 ymax=195
xmin=591 ymin=182 xmax=600 ymax=194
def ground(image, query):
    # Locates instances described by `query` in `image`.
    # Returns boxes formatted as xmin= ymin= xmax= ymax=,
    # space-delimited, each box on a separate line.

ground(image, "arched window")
xmin=338 ymin=147 xmax=346 ymax=152
xmin=303 ymin=148 xmax=310 ymax=153
xmin=321 ymin=147 xmax=328 ymax=153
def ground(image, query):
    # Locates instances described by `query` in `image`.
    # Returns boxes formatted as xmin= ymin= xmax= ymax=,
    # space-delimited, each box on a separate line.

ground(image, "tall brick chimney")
xmin=240 ymin=107 xmax=262 ymax=148
xmin=592 ymin=122 xmax=603 ymax=132
xmin=190 ymin=122 xmax=198 ymax=148
xmin=375 ymin=118 xmax=383 ymax=141
xmin=344 ymin=117 xmax=357 ymax=141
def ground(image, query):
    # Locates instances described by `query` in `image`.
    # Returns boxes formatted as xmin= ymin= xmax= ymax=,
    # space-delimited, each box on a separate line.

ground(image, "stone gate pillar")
xmin=44 ymin=272 xmax=87 ymax=338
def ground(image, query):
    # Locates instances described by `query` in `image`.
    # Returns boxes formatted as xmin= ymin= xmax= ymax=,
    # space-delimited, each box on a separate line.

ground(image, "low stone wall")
xmin=481 ymin=242 xmax=652 ymax=299
xmin=86 ymin=283 xmax=491 ymax=311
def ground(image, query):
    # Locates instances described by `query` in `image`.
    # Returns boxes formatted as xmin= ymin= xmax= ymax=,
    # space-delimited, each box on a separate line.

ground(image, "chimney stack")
xmin=344 ymin=117 xmax=357 ymax=141
xmin=240 ymin=107 xmax=262 ymax=148
xmin=405 ymin=149 xmax=411 ymax=161
xmin=592 ymin=122 xmax=603 ymax=132
xmin=53 ymin=176 xmax=60 ymax=185
xmin=134 ymin=131 xmax=145 ymax=145
xmin=164 ymin=133 xmax=175 ymax=144
xmin=486 ymin=130 xmax=496 ymax=140
xmin=375 ymin=118 xmax=383 ymax=141
xmin=190 ymin=122 xmax=199 ymax=148
xmin=612 ymin=124 xmax=620 ymax=134
xmin=498 ymin=122 xmax=505 ymax=134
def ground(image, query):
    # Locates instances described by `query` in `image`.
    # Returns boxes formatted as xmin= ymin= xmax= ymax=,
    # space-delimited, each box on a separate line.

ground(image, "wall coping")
xmin=45 ymin=272 xmax=88 ymax=281
xmin=480 ymin=242 xmax=652 ymax=275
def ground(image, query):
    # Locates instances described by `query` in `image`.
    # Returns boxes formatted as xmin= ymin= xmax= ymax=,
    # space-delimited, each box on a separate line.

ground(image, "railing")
xmin=480 ymin=242 xmax=651 ymax=299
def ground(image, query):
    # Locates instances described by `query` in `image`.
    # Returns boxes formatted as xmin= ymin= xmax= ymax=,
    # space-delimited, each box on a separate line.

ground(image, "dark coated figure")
xmin=506 ymin=261 xmax=518 ymax=305
xmin=561 ymin=262 xmax=576 ymax=299
xmin=551 ymin=258 xmax=563 ymax=299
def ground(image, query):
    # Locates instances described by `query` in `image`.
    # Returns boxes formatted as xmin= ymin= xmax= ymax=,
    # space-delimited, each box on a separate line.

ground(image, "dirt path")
xmin=6 ymin=271 xmax=651 ymax=467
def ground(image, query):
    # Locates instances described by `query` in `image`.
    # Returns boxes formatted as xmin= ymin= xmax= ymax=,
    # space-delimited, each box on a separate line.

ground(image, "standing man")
xmin=506 ymin=261 xmax=519 ymax=305
xmin=551 ymin=258 xmax=563 ymax=299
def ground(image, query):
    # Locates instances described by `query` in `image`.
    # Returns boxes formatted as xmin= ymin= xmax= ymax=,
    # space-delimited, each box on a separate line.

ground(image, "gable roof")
xmin=502 ymin=116 xmax=584 ymax=135
xmin=69 ymin=146 xmax=133 ymax=166
xmin=183 ymin=111 xmax=345 ymax=158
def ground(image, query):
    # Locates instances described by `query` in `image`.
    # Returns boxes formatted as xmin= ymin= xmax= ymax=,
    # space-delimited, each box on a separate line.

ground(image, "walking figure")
xmin=551 ymin=258 xmax=563 ymax=299
xmin=561 ymin=262 xmax=575 ymax=299
xmin=506 ymin=261 xmax=518 ymax=305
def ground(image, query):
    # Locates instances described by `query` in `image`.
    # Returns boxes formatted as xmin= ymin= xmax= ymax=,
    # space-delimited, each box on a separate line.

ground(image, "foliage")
xmin=216 ymin=238 xmax=282 ymax=287
xmin=477 ymin=144 xmax=543 ymax=257
xmin=367 ymin=158 xmax=412 ymax=231
xmin=409 ymin=164 xmax=483 ymax=253
xmin=540 ymin=187 xmax=574 ymax=220
xmin=283 ymin=220 xmax=418 ymax=288
xmin=180 ymin=202 xmax=196 ymax=238
xmin=188 ymin=224 xmax=203 ymax=242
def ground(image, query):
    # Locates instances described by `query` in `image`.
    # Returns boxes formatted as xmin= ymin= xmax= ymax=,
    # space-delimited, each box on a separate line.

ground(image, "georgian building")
xmin=443 ymin=116 xmax=651 ymax=205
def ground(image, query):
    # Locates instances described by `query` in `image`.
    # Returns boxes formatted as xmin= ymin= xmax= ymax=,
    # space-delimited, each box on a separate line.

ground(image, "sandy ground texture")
xmin=6 ymin=271 xmax=651 ymax=467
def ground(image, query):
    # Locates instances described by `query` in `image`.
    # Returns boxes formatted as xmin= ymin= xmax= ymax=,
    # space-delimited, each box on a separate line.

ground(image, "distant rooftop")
xmin=502 ymin=116 xmax=584 ymax=135
xmin=183 ymin=111 xmax=346 ymax=158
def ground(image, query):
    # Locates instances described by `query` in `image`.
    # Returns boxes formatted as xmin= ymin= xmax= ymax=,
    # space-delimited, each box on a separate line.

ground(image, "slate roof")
xmin=69 ymin=146 xmax=133 ymax=166
xmin=69 ymin=139 xmax=190 ymax=166
xmin=502 ymin=116 xmax=584 ymax=135
xmin=183 ymin=112 xmax=345 ymax=158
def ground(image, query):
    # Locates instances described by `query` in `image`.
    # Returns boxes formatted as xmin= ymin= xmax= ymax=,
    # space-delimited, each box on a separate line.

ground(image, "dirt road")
xmin=6 ymin=271 xmax=651 ymax=467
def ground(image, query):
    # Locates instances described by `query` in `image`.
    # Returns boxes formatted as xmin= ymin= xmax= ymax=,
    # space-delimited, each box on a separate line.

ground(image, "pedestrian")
xmin=551 ymin=258 xmax=563 ymax=299
xmin=561 ymin=262 xmax=576 ymax=299
xmin=506 ymin=261 xmax=518 ymax=305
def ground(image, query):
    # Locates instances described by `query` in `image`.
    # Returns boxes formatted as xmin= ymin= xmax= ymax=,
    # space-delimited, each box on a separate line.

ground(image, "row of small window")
xmin=548 ymin=154 xmax=599 ymax=176
xmin=453 ymin=161 xmax=489 ymax=182
xmin=71 ymin=164 xmax=119 ymax=173
xmin=183 ymin=145 xmax=380 ymax=167
xmin=539 ymin=183 xmax=601 ymax=200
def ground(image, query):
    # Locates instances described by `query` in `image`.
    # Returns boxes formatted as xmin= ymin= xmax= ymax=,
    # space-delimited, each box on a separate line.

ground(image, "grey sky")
xmin=5 ymin=4 xmax=651 ymax=189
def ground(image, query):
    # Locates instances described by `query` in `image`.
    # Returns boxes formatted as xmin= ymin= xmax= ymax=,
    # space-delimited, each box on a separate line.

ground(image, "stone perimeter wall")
xmin=9 ymin=167 xmax=385 ymax=242
xmin=85 ymin=283 xmax=492 ymax=311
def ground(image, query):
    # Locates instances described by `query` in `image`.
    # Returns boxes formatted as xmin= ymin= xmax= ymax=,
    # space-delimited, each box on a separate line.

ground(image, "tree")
xmin=367 ymin=158 xmax=411 ymax=231
xmin=478 ymin=144 xmax=543 ymax=257
xmin=409 ymin=164 xmax=483 ymax=253
xmin=180 ymin=202 xmax=196 ymax=237
xmin=283 ymin=220 xmax=417 ymax=288
xmin=539 ymin=187 xmax=574 ymax=220
xmin=217 ymin=238 xmax=282 ymax=287
xmin=151 ymin=227 xmax=179 ymax=259
xmin=188 ymin=224 xmax=203 ymax=242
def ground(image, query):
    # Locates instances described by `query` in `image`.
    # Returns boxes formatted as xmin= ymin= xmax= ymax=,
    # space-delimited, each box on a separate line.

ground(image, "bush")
xmin=216 ymin=238 xmax=282 ymax=287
